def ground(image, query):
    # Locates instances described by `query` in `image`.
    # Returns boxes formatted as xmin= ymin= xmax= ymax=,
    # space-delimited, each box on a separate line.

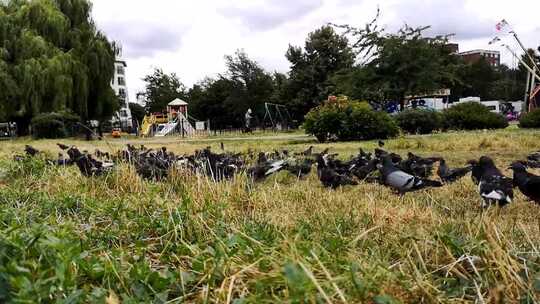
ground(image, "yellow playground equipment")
xmin=140 ymin=114 xmax=168 ymax=137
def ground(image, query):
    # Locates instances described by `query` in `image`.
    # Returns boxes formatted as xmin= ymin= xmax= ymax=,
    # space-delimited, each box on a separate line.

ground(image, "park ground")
xmin=0 ymin=128 xmax=539 ymax=303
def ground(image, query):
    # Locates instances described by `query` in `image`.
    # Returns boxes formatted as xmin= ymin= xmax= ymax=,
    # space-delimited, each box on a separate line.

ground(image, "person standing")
xmin=244 ymin=109 xmax=253 ymax=133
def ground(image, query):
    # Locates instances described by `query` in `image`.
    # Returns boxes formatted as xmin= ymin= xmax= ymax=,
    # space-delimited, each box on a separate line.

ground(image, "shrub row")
xmin=519 ymin=108 xmax=540 ymax=128
xmin=304 ymin=101 xmax=512 ymax=142
xmin=303 ymin=99 xmax=399 ymax=142
xmin=31 ymin=111 xmax=81 ymax=139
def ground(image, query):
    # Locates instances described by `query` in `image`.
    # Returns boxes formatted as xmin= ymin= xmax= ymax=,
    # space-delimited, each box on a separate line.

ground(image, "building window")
xmin=118 ymin=88 xmax=126 ymax=98
xmin=120 ymin=110 xmax=128 ymax=118
xmin=117 ymin=66 xmax=125 ymax=75
xmin=118 ymin=77 xmax=125 ymax=86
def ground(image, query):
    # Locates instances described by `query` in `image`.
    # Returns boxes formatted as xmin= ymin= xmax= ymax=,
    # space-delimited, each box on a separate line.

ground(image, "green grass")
xmin=0 ymin=129 xmax=540 ymax=303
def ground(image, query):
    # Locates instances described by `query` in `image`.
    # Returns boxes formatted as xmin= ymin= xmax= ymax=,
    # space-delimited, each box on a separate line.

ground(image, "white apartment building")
xmin=111 ymin=60 xmax=133 ymax=131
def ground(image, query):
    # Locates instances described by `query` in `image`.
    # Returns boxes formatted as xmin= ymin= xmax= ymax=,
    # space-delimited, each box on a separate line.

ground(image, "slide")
xmin=155 ymin=120 xmax=179 ymax=137
xmin=155 ymin=113 xmax=195 ymax=137
xmin=140 ymin=115 xmax=155 ymax=137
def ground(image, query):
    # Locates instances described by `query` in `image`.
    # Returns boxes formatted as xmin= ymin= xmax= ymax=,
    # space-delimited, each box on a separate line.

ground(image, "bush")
xmin=519 ymin=109 xmax=540 ymax=128
xmin=304 ymin=98 xmax=399 ymax=142
xmin=395 ymin=109 xmax=443 ymax=134
xmin=31 ymin=112 xmax=80 ymax=139
xmin=443 ymin=102 xmax=508 ymax=130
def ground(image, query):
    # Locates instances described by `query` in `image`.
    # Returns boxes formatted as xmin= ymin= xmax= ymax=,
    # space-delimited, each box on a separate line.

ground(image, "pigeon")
xmin=56 ymin=153 xmax=72 ymax=166
xmin=67 ymin=147 xmax=113 ymax=177
xmin=24 ymin=145 xmax=39 ymax=157
xmin=350 ymin=159 xmax=379 ymax=181
xmin=374 ymin=148 xmax=402 ymax=164
xmin=248 ymin=152 xmax=285 ymax=182
xmin=525 ymin=160 xmax=540 ymax=169
xmin=527 ymin=151 xmax=540 ymax=162
xmin=284 ymin=158 xmax=314 ymax=178
xmin=378 ymin=140 xmax=385 ymax=148
xmin=473 ymin=156 xmax=513 ymax=208
xmin=57 ymin=143 xmax=70 ymax=150
xmin=467 ymin=160 xmax=482 ymax=185
xmin=379 ymin=156 xmax=442 ymax=195
xmin=509 ymin=162 xmax=540 ymax=203
xmin=316 ymin=154 xmax=357 ymax=189
xmin=437 ymin=158 xmax=473 ymax=184
xmin=220 ymin=142 xmax=225 ymax=151
xmin=297 ymin=146 xmax=314 ymax=157
xmin=400 ymin=152 xmax=440 ymax=178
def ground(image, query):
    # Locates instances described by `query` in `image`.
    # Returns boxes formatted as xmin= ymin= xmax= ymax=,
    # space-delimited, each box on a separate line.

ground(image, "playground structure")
xmin=263 ymin=103 xmax=293 ymax=130
xmin=140 ymin=99 xmax=197 ymax=137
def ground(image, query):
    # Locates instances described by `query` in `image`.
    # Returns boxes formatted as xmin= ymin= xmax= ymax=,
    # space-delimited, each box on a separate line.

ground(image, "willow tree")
xmin=0 ymin=0 xmax=119 ymax=133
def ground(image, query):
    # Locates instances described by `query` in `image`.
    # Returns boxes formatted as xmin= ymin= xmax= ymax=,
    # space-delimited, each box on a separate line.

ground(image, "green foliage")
xmin=141 ymin=68 xmax=187 ymax=113
xmin=0 ymin=0 xmax=118 ymax=134
xmin=188 ymin=50 xmax=278 ymax=129
xmin=303 ymin=97 xmax=399 ymax=142
xmin=519 ymin=109 xmax=540 ymax=129
xmin=334 ymin=23 xmax=460 ymax=109
xmin=395 ymin=109 xmax=443 ymax=134
xmin=443 ymin=102 xmax=509 ymax=130
xmin=450 ymin=58 xmax=518 ymax=102
xmin=284 ymin=26 xmax=355 ymax=120
xmin=31 ymin=111 xmax=80 ymax=139
xmin=129 ymin=102 xmax=145 ymax=125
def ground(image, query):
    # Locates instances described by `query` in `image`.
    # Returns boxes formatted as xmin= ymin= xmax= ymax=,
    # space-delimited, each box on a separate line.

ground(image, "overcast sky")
xmin=90 ymin=0 xmax=540 ymax=103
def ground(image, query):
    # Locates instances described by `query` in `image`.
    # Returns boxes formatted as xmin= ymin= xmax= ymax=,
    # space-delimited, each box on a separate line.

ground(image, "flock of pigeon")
xmin=17 ymin=141 xmax=540 ymax=208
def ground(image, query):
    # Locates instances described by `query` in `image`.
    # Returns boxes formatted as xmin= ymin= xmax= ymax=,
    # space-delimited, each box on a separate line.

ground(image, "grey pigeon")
xmin=379 ymin=156 xmax=442 ymax=195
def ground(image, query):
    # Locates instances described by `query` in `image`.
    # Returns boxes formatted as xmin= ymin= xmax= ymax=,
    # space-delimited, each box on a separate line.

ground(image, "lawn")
xmin=0 ymin=128 xmax=539 ymax=303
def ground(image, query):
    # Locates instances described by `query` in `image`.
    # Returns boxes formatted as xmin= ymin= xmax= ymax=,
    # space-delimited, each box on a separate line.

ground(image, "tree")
xmin=223 ymin=50 xmax=275 ymax=122
xmin=141 ymin=69 xmax=187 ymax=113
xmin=129 ymin=102 xmax=145 ymax=126
xmin=332 ymin=17 xmax=460 ymax=110
xmin=188 ymin=50 xmax=276 ymax=129
xmin=284 ymin=26 xmax=355 ymax=120
xmin=0 ymin=0 xmax=119 ymax=134
xmin=368 ymin=27 xmax=459 ymax=110
xmin=188 ymin=77 xmax=236 ymax=129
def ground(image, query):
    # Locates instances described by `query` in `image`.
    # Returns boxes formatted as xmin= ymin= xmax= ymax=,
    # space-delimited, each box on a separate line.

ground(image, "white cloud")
xmin=90 ymin=0 xmax=540 ymax=102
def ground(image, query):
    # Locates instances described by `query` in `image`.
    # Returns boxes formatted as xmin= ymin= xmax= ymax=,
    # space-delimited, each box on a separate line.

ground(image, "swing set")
xmin=262 ymin=103 xmax=293 ymax=131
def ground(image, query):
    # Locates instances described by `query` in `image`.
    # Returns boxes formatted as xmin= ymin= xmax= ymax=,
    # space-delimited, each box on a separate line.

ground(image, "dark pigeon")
xmin=509 ymin=162 xmax=540 ymax=204
xmin=57 ymin=143 xmax=70 ymax=150
xmin=24 ymin=145 xmax=39 ymax=157
xmin=374 ymin=148 xmax=402 ymax=164
xmin=437 ymin=158 xmax=472 ymax=184
xmin=285 ymin=158 xmax=314 ymax=178
xmin=68 ymin=147 xmax=113 ymax=177
xmin=316 ymin=154 xmax=357 ymax=189
xmin=297 ymin=146 xmax=314 ymax=157
xmin=350 ymin=159 xmax=379 ymax=181
xmin=248 ymin=152 xmax=285 ymax=182
xmin=467 ymin=160 xmax=482 ymax=185
xmin=527 ymin=151 xmax=540 ymax=162
xmin=400 ymin=152 xmax=440 ymax=179
xmin=379 ymin=156 xmax=442 ymax=195
xmin=473 ymin=156 xmax=513 ymax=208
